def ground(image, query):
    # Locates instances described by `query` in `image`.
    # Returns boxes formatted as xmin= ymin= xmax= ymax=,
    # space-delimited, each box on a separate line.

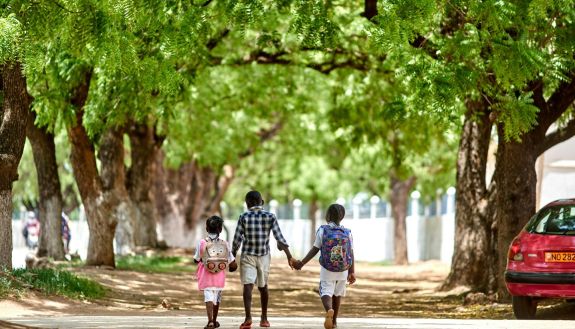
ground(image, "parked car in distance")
xmin=505 ymin=198 xmax=575 ymax=319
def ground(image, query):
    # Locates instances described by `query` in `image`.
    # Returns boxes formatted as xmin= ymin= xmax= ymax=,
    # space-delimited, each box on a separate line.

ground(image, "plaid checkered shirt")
xmin=232 ymin=206 xmax=289 ymax=256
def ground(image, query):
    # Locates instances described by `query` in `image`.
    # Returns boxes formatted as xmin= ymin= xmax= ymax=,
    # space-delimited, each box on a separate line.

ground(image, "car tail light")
xmin=508 ymin=237 xmax=523 ymax=261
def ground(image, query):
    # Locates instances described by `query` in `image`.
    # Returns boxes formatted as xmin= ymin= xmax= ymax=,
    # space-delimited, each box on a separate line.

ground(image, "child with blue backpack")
xmin=294 ymin=204 xmax=355 ymax=329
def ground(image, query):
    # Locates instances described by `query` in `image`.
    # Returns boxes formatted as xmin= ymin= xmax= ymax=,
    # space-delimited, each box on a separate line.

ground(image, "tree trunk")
xmin=99 ymin=128 xmax=135 ymax=256
xmin=27 ymin=111 xmax=65 ymax=260
xmin=206 ymin=164 xmax=235 ymax=217
xmin=187 ymin=165 xmax=215 ymax=229
xmin=155 ymin=154 xmax=236 ymax=247
xmin=494 ymin=129 xmax=538 ymax=299
xmin=67 ymin=73 xmax=117 ymax=267
xmin=0 ymin=62 xmax=30 ymax=270
xmin=389 ymin=175 xmax=416 ymax=265
xmin=441 ymin=106 xmax=497 ymax=292
xmin=155 ymin=153 xmax=196 ymax=247
xmin=492 ymin=78 xmax=575 ymax=299
xmin=127 ymin=123 xmax=162 ymax=248
xmin=363 ymin=0 xmax=378 ymax=19
xmin=153 ymin=120 xmax=279 ymax=247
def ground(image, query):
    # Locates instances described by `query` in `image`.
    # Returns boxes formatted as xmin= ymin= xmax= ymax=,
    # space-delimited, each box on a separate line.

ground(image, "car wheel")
xmin=512 ymin=296 xmax=537 ymax=319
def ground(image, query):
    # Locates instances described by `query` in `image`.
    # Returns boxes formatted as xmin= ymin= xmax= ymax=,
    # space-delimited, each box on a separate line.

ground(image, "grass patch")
xmin=115 ymin=255 xmax=195 ymax=273
xmin=0 ymin=271 xmax=15 ymax=299
xmin=9 ymin=268 xmax=105 ymax=299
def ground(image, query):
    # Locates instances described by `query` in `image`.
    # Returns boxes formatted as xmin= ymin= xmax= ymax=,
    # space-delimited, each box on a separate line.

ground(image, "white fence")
xmin=222 ymin=213 xmax=455 ymax=263
xmin=12 ymin=190 xmax=457 ymax=265
xmin=223 ymin=190 xmax=457 ymax=263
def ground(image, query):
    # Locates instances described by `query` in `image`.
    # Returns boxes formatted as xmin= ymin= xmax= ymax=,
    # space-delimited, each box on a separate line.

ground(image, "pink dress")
xmin=196 ymin=239 xmax=228 ymax=291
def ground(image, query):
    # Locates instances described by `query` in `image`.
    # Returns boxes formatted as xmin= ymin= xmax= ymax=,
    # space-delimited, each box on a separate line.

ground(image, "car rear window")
xmin=526 ymin=205 xmax=575 ymax=234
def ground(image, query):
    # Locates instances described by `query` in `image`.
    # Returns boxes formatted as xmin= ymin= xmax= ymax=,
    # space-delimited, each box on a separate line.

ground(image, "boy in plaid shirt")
xmin=232 ymin=191 xmax=295 ymax=329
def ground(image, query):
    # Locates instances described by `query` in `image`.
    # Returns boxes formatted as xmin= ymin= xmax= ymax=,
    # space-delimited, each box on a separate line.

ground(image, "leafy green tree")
xmin=330 ymin=67 xmax=457 ymax=265
xmin=227 ymin=102 xmax=344 ymax=246
xmin=157 ymin=63 xmax=330 ymax=246
xmin=5 ymin=0 xmax=213 ymax=265
xmin=369 ymin=0 xmax=575 ymax=296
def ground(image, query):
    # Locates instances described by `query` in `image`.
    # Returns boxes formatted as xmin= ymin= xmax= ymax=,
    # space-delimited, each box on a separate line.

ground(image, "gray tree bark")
xmin=389 ymin=175 xmax=416 ymax=265
xmin=27 ymin=110 xmax=65 ymax=260
xmin=0 ymin=62 xmax=30 ymax=270
xmin=441 ymin=103 xmax=497 ymax=292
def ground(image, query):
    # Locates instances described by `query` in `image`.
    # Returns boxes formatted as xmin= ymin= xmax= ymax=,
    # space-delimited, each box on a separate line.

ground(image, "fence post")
xmin=436 ymin=189 xmax=442 ymax=217
xmin=407 ymin=191 xmax=421 ymax=263
xmin=292 ymin=199 xmax=305 ymax=257
xmin=370 ymin=195 xmax=380 ymax=219
xmin=352 ymin=196 xmax=361 ymax=220
xmin=293 ymin=199 xmax=302 ymax=220
xmin=441 ymin=187 xmax=456 ymax=263
xmin=447 ymin=186 xmax=456 ymax=214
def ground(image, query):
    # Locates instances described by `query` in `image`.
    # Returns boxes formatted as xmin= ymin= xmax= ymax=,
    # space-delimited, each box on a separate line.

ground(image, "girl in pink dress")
xmin=194 ymin=216 xmax=237 ymax=329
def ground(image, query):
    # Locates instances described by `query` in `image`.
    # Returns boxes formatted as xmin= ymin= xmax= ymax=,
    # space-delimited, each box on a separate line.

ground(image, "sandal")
xmin=239 ymin=320 xmax=253 ymax=329
xmin=324 ymin=309 xmax=334 ymax=329
xmin=204 ymin=322 xmax=215 ymax=329
xmin=260 ymin=320 xmax=270 ymax=327
xmin=214 ymin=321 xmax=220 ymax=328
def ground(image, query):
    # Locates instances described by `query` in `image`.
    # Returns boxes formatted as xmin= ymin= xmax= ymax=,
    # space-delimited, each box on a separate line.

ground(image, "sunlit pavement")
xmin=1 ymin=316 xmax=575 ymax=329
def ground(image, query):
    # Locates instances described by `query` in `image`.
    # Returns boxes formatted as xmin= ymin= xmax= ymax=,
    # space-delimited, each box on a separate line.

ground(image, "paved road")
xmin=1 ymin=316 xmax=574 ymax=329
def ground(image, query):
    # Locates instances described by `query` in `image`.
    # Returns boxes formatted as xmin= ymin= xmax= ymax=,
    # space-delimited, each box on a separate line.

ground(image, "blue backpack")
xmin=319 ymin=225 xmax=352 ymax=272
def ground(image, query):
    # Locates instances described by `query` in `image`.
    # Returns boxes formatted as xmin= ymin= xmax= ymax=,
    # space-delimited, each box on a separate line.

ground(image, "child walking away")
xmin=294 ymin=204 xmax=356 ymax=329
xmin=194 ymin=216 xmax=238 ymax=329
xmin=232 ymin=190 xmax=296 ymax=329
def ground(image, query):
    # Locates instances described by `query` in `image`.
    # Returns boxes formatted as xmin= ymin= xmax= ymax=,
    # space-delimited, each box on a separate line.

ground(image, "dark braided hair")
xmin=206 ymin=215 xmax=224 ymax=235
xmin=325 ymin=204 xmax=345 ymax=224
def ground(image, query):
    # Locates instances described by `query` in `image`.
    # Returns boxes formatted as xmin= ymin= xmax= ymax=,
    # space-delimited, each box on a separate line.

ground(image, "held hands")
xmin=288 ymin=257 xmax=297 ymax=270
xmin=293 ymin=260 xmax=304 ymax=270
xmin=228 ymin=260 xmax=238 ymax=272
xmin=287 ymin=257 xmax=304 ymax=270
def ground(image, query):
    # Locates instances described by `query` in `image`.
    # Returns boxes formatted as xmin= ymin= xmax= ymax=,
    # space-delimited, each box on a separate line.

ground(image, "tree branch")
xmin=542 ymin=71 xmax=575 ymax=130
xmin=537 ymin=118 xmax=575 ymax=157
xmin=206 ymin=29 xmax=230 ymax=51
xmin=362 ymin=0 xmax=378 ymax=20
xmin=239 ymin=120 xmax=284 ymax=159
xmin=528 ymin=79 xmax=546 ymax=110
xmin=212 ymin=49 xmax=377 ymax=75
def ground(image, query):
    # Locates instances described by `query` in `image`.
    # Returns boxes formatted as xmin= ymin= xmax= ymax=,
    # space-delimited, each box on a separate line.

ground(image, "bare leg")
xmin=332 ymin=296 xmax=341 ymax=327
xmin=321 ymin=295 xmax=334 ymax=329
xmin=243 ymin=284 xmax=254 ymax=323
xmin=258 ymin=285 xmax=269 ymax=322
xmin=206 ymin=301 xmax=214 ymax=323
xmin=321 ymin=295 xmax=333 ymax=311
xmin=213 ymin=302 xmax=219 ymax=325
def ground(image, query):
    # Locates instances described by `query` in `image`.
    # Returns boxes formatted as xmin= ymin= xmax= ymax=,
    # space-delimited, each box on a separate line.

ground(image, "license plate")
xmin=545 ymin=252 xmax=575 ymax=262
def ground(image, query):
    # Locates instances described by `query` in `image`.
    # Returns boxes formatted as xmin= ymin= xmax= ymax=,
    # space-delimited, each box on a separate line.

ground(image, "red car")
xmin=505 ymin=198 xmax=575 ymax=319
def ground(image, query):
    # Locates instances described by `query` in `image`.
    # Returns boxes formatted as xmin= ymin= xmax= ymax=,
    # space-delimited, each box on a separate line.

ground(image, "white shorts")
xmin=319 ymin=280 xmax=346 ymax=297
xmin=204 ymin=289 xmax=222 ymax=304
xmin=240 ymin=253 xmax=271 ymax=288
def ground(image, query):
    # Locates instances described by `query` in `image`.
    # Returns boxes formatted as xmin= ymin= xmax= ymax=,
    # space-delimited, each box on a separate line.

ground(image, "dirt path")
xmin=0 ymin=259 xmax=516 ymax=319
xmin=5 ymin=256 xmax=575 ymax=321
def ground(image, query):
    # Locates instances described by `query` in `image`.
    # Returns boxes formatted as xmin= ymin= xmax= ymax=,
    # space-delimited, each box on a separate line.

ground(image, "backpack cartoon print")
xmin=203 ymin=239 xmax=229 ymax=273
xmin=330 ymin=245 xmax=344 ymax=262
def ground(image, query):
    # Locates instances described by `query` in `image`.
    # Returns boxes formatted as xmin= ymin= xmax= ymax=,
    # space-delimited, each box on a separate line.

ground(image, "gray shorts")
xmin=240 ymin=253 xmax=271 ymax=288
